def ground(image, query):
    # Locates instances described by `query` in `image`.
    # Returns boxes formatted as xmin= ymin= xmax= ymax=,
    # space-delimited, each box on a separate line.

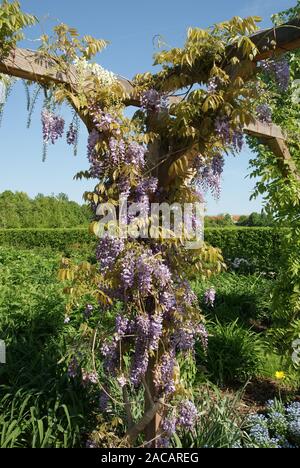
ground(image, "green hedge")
xmin=205 ymin=227 xmax=287 ymax=272
xmin=0 ymin=227 xmax=288 ymax=271
xmin=0 ymin=228 xmax=93 ymax=250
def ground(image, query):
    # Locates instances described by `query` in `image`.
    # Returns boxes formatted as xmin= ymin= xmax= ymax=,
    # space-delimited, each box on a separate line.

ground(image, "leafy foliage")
xmin=0 ymin=0 xmax=36 ymax=60
xmin=0 ymin=191 xmax=91 ymax=229
xmin=247 ymin=3 xmax=300 ymax=357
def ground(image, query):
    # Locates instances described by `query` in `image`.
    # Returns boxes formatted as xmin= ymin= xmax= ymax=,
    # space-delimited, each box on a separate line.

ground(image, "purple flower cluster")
xmin=67 ymin=356 xmax=80 ymax=379
xmin=261 ymin=58 xmax=290 ymax=91
xmin=149 ymin=313 xmax=164 ymax=351
xmin=215 ymin=116 xmax=243 ymax=152
xmin=211 ymin=155 xmax=225 ymax=176
xmin=193 ymin=155 xmax=222 ymax=199
xmin=215 ymin=116 xmax=231 ymax=145
xmin=84 ymin=304 xmax=94 ymax=319
xmin=96 ymin=235 xmax=124 ymax=272
xmin=66 ymin=122 xmax=78 ymax=145
xmin=141 ymin=89 xmax=167 ymax=113
xmin=172 ymin=322 xmax=208 ymax=353
xmin=204 ymin=287 xmax=216 ymax=307
xmin=101 ymin=340 xmax=119 ymax=375
xmin=207 ymin=77 xmax=219 ymax=93
xmin=120 ymin=251 xmax=136 ymax=289
xmin=161 ymin=415 xmax=177 ymax=437
xmin=41 ymin=109 xmax=65 ymax=144
xmin=130 ymin=315 xmax=150 ymax=386
xmin=154 ymin=349 xmax=176 ymax=395
xmin=232 ymin=131 xmax=244 ymax=153
xmin=256 ymin=103 xmax=272 ymax=124
xmin=115 ymin=314 xmax=130 ymax=339
xmin=177 ymin=400 xmax=198 ymax=430
xmin=82 ymin=370 xmax=98 ymax=386
xmin=119 ymin=249 xmax=172 ymax=297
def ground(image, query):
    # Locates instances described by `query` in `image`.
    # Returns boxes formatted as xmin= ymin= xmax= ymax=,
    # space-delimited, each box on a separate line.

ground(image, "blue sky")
xmin=0 ymin=0 xmax=294 ymax=214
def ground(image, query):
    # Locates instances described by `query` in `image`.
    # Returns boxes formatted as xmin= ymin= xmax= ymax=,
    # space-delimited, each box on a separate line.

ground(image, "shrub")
xmin=0 ymin=228 xmax=94 ymax=252
xmin=205 ymin=227 xmax=287 ymax=273
xmin=176 ymin=385 xmax=247 ymax=448
xmin=198 ymin=320 xmax=263 ymax=385
xmin=245 ymin=400 xmax=300 ymax=448
xmin=193 ymin=273 xmax=273 ymax=326
xmin=0 ymin=227 xmax=288 ymax=273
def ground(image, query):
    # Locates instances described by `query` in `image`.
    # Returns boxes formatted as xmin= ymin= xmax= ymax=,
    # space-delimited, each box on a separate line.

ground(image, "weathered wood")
xmin=0 ymin=47 xmax=136 ymax=103
xmin=251 ymin=18 xmax=300 ymax=62
xmin=0 ymin=48 xmax=76 ymax=86
xmin=1 ymin=19 xmax=300 ymax=105
xmin=244 ymin=121 xmax=300 ymax=180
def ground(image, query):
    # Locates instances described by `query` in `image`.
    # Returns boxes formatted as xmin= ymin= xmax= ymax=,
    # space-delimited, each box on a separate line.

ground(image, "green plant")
xmin=176 ymin=385 xmax=248 ymax=448
xmin=193 ymin=272 xmax=273 ymax=326
xmin=199 ymin=320 xmax=263 ymax=385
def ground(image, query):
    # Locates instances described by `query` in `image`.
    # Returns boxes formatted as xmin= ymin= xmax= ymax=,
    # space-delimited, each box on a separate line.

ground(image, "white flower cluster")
xmin=73 ymin=57 xmax=117 ymax=87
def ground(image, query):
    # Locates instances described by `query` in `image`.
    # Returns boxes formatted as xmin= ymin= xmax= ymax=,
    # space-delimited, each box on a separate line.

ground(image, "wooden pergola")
xmin=1 ymin=19 xmax=300 ymax=183
xmin=1 ymin=16 xmax=300 ymax=444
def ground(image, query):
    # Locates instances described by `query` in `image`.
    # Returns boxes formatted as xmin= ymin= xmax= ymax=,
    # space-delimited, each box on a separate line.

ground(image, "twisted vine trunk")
xmin=144 ymin=358 xmax=162 ymax=447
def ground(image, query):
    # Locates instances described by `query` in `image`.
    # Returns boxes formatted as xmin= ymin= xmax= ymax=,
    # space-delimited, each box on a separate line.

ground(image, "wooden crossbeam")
xmin=1 ymin=20 xmax=300 ymax=181
xmin=251 ymin=18 xmax=300 ymax=61
xmin=243 ymin=121 xmax=300 ymax=180
xmin=1 ymin=19 xmax=300 ymax=105
xmin=0 ymin=47 xmax=135 ymax=101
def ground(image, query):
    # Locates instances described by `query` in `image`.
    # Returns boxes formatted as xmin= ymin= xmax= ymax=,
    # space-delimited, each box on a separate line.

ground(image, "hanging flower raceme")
xmin=41 ymin=109 xmax=65 ymax=144
xmin=193 ymin=154 xmax=224 ymax=199
xmin=260 ymin=57 xmax=290 ymax=92
xmin=66 ymin=122 xmax=78 ymax=145
xmin=141 ymin=89 xmax=167 ymax=113
xmin=256 ymin=103 xmax=272 ymax=124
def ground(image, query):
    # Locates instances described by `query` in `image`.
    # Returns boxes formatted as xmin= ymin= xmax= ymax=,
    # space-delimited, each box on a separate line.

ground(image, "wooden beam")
xmin=0 ymin=48 xmax=75 ymax=86
xmin=1 ymin=19 xmax=300 ymax=105
xmin=251 ymin=18 xmax=300 ymax=62
xmin=0 ymin=47 xmax=136 ymax=103
xmin=244 ymin=121 xmax=300 ymax=181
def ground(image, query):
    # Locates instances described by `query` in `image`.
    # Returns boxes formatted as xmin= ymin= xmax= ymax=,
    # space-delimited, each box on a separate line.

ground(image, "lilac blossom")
xmin=256 ymin=103 xmax=272 ymax=124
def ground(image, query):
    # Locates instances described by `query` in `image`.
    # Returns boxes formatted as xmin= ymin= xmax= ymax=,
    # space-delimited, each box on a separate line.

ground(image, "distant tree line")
xmin=205 ymin=211 xmax=276 ymax=228
xmin=0 ymin=191 xmax=91 ymax=228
